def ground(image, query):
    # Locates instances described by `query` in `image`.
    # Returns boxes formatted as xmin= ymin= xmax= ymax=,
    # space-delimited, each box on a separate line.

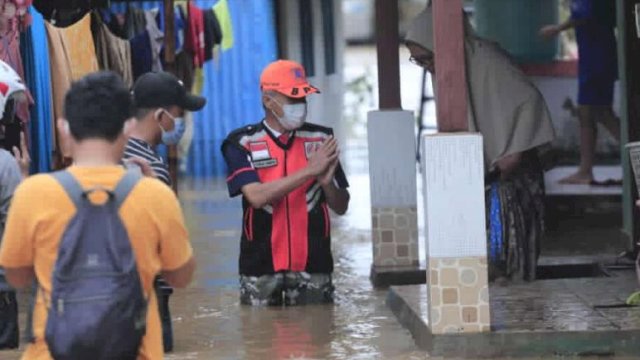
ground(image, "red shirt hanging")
xmin=185 ymin=3 xmax=205 ymax=68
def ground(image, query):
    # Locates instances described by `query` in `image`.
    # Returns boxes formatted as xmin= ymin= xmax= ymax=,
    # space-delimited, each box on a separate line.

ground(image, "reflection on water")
xmin=163 ymin=178 xmax=424 ymax=359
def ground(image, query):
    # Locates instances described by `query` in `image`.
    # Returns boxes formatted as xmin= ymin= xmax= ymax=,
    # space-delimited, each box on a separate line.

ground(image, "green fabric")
xmin=626 ymin=291 xmax=640 ymax=306
xmin=213 ymin=0 xmax=234 ymax=51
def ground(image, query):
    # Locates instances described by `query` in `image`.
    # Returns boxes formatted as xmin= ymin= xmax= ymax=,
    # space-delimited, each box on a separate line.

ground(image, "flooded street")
xmin=164 ymin=177 xmax=425 ymax=360
xmin=3 ymin=47 xmax=635 ymax=360
xmin=159 ymin=46 xmax=430 ymax=360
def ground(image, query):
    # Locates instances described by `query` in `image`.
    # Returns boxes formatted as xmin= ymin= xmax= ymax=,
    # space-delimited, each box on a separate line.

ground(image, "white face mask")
xmin=269 ymin=97 xmax=307 ymax=131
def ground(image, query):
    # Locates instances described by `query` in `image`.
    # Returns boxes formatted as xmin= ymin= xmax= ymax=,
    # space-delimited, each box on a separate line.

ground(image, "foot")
xmin=559 ymin=171 xmax=593 ymax=185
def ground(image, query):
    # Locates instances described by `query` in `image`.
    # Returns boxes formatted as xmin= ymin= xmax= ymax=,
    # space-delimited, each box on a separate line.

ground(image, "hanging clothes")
xmin=213 ymin=0 xmax=234 ymax=51
xmin=99 ymin=8 xmax=127 ymax=39
xmin=44 ymin=21 xmax=73 ymax=162
xmin=144 ymin=9 xmax=163 ymax=72
xmin=203 ymin=9 xmax=222 ymax=61
xmin=92 ymin=14 xmax=134 ymax=87
xmin=44 ymin=13 xmax=99 ymax=154
xmin=33 ymin=0 xmax=111 ymax=28
xmin=20 ymin=7 xmax=53 ymax=173
xmin=175 ymin=51 xmax=194 ymax=92
xmin=130 ymin=32 xmax=153 ymax=80
xmin=184 ymin=3 xmax=205 ymax=68
xmin=0 ymin=29 xmax=31 ymax=123
xmin=61 ymin=15 xmax=99 ymax=80
xmin=124 ymin=5 xmax=146 ymax=40
xmin=174 ymin=5 xmax=186 ymax=54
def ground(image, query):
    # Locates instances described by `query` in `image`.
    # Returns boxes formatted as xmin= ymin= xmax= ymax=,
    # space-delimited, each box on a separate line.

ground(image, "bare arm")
xmin=4 ymin=266 xmax=35 ymax=289
xmin=161 ymin=256 xmax=196 ymax=288
xmin=540 ymin=18 xmax=586 ymax=38
xmin=322 ymin=181 xmax=350 ymax=215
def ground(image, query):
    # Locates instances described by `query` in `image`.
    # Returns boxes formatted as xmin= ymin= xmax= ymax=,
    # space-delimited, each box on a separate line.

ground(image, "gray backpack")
xmin=45 ymin=170 xmax=147 ymax=360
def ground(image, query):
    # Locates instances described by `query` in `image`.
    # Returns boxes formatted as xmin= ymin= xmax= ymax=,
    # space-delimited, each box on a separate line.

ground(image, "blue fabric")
xmin=489 ymin=182 xmax=503 ymax=263
xmin=578 ymin=76 xmax=615 ymax=106
xmin=222 ymin=142 xmax=259 ymax=197
xmin=571 ymin=0 xmax=618 ymax=89
xmin=190 ymin=0 xmax=277 ymax=177
xmin=111 ymin=1 xmax=278 ymax=177
xmin=21 ymin=7 xmax=53 ymax=174
xmin=130 ymin=32 xmax=153 ymax=81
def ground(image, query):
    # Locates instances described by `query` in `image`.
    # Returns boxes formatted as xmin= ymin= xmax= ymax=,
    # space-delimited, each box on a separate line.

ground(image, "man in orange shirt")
xmin=0 ymin=71 xmax=195 ymax=360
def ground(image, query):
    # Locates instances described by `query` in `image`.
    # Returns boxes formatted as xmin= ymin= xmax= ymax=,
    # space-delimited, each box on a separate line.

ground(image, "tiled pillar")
xmin=371 ymin=207 xmax=419 ymax=266
xmin=421 ymin=133 xmax=491 ymax=334
xmin=368 ymin=110 xmax=419 ymax=268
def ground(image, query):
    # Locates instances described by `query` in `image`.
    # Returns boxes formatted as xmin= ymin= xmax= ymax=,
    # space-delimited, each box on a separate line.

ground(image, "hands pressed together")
xmin=306 ymin=136 xmax=340 ymax=187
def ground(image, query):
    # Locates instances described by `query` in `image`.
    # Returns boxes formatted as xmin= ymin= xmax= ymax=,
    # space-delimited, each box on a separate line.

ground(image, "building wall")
xmin=277 ymin=0 xmax=347 ymax=150
xmin=530 ymin=76 xmax=621 ymax=157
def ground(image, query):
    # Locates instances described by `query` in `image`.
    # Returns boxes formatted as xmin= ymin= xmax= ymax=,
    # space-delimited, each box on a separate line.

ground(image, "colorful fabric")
xmin=0 ymin=29 xmax=31 ymax=123
xmin=185 ymin=3 xmax=205 ymax=68
xmin=213 ymin=0 xmax=234 ymax=51
xmin=486 ymin=153 xmax=545 ymax=282
xmin=21 ymin=6 xmax=53 ymax=173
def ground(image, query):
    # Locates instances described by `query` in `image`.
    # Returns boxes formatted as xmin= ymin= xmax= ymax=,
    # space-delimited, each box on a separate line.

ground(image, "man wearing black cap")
xmin=125 ymin=71 xmax=206 ymax=186
xmin=125 ymin=71 xmax=205 ymax=352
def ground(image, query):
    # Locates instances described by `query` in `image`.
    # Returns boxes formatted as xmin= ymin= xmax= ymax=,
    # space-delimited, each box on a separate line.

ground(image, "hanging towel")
xmin=20 ymin=7 xmax=53 ymax=173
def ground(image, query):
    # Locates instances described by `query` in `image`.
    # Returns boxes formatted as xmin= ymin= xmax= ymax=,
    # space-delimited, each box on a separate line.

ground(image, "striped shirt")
xmin=123 ymin=138 xmax=172 ymax=186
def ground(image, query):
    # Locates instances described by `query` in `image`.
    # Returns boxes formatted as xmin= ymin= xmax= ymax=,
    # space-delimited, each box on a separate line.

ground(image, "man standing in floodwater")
xmin=222 ymin=60 xmax=350 ymax=306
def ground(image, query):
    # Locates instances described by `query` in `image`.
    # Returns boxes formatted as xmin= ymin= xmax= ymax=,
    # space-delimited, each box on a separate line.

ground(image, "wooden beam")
xmin=432 ymin=0 xmax=468 ymax=132
xmin=374 ymin=0 xmax=401 ymax=109
xmin=163 ymin=0 xmax=178 ymax=193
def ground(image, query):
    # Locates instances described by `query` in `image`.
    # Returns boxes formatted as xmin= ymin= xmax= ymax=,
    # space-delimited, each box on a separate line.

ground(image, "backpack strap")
xmin=113 ymin=170 xmax=142 ymax=209
xmin=51 ymin=171 xmax=84 ymax=208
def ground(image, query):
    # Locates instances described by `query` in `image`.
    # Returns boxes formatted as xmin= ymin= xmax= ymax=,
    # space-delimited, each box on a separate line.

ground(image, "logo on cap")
xmin=293 ymin=68 xmax=304 ymax=79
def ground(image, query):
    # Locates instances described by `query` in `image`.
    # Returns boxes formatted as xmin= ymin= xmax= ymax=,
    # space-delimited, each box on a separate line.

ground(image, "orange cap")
xmin=260 ymin=60 xmax=320 ymax=98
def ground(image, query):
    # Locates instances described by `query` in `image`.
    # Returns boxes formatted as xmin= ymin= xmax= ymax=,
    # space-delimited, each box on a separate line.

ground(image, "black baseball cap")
xmin=132 ymin=72 xmax=206 ymax=112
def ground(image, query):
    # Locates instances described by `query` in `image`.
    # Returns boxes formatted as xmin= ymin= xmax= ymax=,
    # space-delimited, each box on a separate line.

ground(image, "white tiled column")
xmin=367 ymin=110 xmax=419 ymax=268
xmin=421 ymin=133 xmax=491 ymax=334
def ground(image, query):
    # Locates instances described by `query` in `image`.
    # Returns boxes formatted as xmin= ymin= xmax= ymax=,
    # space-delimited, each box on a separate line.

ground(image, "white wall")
xmin=530 ymin=76 xmax=620 ymax=154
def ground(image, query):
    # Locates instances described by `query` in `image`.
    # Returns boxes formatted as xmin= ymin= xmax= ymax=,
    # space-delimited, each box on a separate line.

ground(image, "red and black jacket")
xmin=222 ymin=121 xmax=349 ymax=276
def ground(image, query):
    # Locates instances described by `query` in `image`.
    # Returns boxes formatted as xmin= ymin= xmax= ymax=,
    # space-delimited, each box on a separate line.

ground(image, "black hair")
xmin=63 ymin=71 xmax=133 ymax=142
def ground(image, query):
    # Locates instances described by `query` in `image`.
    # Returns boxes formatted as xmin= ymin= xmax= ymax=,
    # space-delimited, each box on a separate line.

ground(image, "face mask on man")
xmin=158 ymin=110 xmax=186 ymax=145
xmin=269 ymin=96 xmax=307 ymax=131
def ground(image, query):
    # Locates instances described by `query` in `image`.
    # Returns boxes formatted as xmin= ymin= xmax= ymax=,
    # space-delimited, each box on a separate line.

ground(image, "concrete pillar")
xmin=421 ymin=133 xmax=490 ymax=334
xmin=368 ymin=111 xmax=419 ymax=270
